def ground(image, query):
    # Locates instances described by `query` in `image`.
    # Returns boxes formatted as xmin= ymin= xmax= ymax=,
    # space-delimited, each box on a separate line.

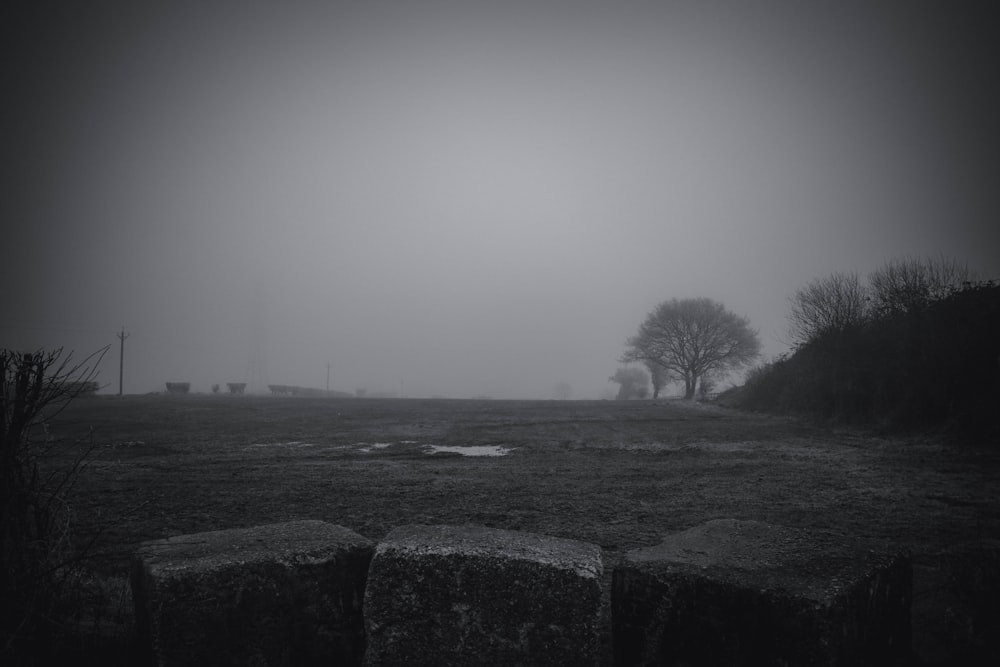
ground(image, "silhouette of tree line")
xmin=729 ymin=256 xmax=999 ymax=440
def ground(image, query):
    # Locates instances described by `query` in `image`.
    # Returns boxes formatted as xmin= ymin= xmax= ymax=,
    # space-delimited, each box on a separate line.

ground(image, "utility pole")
xmin=326 ymin=362 xmax=331 ymax=393
xmin=117 ymin=326 xmax=129 ymax=396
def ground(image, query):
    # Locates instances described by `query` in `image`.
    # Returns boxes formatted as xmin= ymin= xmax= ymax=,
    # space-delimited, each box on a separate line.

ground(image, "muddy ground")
xmin=43 ymin=395 xmax=1000 ymax=664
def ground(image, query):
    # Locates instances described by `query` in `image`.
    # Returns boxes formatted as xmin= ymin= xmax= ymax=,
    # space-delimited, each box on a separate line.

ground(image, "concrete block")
xmin=613 ymin=519 xmax=911 ymax=666
xmin=131 ymin=520 xmax=373 ymax=666
xmin=363 ymin=524 xmax=604 ymax=666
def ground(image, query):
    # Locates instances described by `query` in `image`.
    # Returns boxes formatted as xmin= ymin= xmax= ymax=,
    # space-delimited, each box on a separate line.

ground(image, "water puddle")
xmin=423 ymin=445 xmax=514 ymax=457
xmin=357 ymin=442 xmax=393 ymax=453
xmin=354 ymin=441 xmax=512 ymax=457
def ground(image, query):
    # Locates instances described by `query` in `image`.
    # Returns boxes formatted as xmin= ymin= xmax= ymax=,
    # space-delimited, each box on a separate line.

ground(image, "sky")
xmin=2 ymin=1 xmax=998 ymax=398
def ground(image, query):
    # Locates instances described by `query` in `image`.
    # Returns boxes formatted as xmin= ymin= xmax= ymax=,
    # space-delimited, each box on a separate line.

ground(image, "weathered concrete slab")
xmin=613 ymin=519 xmax=911 ymax=666
xmin=131 ymin=520 xmax=373 ymax=666
xmin=363 ymin=524 xmax=604 ymax=666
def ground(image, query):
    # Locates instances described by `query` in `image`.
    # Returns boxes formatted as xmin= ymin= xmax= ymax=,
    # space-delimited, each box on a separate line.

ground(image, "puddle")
xmin=423 ymin=445 xmax=513 ymax=457
xmin=250 ymin=441 xmax=320 ymax=448
xmin=357 ymin=442 xmax=393 ymax=453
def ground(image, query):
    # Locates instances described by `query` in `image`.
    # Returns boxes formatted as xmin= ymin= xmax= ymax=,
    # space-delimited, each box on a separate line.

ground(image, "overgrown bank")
xmin=725 ymin=258 xmax=999 ymax=441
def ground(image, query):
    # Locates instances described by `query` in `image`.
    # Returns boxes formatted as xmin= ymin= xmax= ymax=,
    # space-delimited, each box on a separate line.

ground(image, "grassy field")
xmin=43 ymin=394 xmax=1000 ymax=663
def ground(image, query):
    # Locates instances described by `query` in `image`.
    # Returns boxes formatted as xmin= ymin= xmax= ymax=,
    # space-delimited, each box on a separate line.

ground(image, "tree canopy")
xmin=622 ymin=298 xmax=760 ymax=399
xmin=785 ymin=257 xmax=976 ymax=348
xmin=609 ymin=367 xmax=649 ymax=400
xmin=868 ymin=255 xmax=973 ymax=318
xmin=787 ymin=271 xmax=868 ymax=347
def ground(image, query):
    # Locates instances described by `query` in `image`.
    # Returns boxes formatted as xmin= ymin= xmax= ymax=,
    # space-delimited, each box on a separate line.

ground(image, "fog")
xmin=3 ymin=1 xmax=998 ymax=398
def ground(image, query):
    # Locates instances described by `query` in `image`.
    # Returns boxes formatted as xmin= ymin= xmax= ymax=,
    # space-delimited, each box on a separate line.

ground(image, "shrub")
xmin=736 ymin=281 xmax=999 ymax=439
xmin=1 ymin=347 xmax=108 ymax=662
xmin=609 ymin=367 xmax=650 ymax=400
xmin=164 ymin=382 xmax=190 ymax=395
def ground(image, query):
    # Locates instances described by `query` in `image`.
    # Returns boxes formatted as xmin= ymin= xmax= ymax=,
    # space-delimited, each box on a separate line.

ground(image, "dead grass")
xmin=44 ymin=395 xmax=1000 ymax=664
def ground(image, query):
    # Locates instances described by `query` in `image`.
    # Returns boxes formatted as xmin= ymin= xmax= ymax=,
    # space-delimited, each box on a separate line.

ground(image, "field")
xmin=46 ymin=395 xmax=1000 ymax=663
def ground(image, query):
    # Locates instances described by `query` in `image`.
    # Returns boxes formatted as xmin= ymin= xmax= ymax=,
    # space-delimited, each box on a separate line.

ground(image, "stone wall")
xmin=132 ymin=519 xmax=912 ymax=666
xmin=363 ymin=525 xmax=604 ymax=666
xmin=613 ymin=519 xmax=912 ymax=666
xmin=132 ymin=520 xmax=372 ymax=666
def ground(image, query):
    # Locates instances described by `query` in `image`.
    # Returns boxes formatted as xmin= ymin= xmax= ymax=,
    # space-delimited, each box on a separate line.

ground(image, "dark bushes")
xmin=736 ymin=281 xmax=999 ymax=439
xmin=1 ymin=347 xmax=107 ymax=662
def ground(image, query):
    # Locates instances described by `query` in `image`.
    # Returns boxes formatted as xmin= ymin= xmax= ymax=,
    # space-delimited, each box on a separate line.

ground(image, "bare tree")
xmin=787 ymin=271 xmax=869 ymax=346
xmin=623 ymin=298 xmax=760 ymax=399
xmin=868 ymin=255 xmax=974 ymax=317
xmin=552 ymin=381 xmax=573 ymax=400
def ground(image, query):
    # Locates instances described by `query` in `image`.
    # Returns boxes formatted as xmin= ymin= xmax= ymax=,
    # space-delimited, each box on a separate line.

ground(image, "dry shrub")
xmin=1 ymin=347 xmax=109 ymax=663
